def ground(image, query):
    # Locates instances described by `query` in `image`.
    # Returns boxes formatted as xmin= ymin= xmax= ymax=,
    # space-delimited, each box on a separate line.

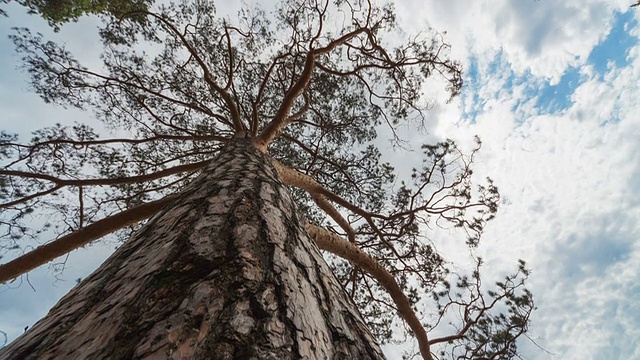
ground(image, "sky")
xmin=0 ymin=1 xmax=639 ymax=359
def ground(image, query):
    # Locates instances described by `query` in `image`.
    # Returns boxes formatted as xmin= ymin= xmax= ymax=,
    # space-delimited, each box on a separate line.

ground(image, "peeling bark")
xmin=0 ymin=139 xmax=384 ymax=360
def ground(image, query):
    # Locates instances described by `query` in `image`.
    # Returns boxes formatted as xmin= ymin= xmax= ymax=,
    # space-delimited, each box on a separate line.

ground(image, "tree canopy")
xmin=1 ymin=0 xmax=151 ymax=30
xmin=0 ymin=0 xmax=534 ymax=358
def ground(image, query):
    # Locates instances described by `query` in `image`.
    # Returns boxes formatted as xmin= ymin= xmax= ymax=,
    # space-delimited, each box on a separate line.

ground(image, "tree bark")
xmin=0 ymin=139 xmax=384 ymax=360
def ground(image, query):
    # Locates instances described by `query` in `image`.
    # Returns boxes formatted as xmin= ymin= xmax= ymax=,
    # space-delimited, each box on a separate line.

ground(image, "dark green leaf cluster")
xmin=428 ymin=259 xmax=534 ymax=360
xmin=3 ymin=0 xmax=152 ymax=31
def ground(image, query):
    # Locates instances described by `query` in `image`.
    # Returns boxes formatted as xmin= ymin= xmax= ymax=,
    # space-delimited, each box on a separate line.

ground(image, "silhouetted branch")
xmin=1 ymin=161 xmax=209 ymax=208
xmin=126 ymin=10 xmax=245 ymax=132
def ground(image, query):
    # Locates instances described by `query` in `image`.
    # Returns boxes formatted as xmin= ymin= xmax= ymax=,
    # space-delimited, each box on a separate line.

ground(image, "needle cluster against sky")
xmin=0 ymin=1 xmax=639 ymax=359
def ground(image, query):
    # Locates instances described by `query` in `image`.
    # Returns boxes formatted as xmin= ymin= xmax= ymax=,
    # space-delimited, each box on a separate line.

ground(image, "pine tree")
xmin=0 ymin=1 xmax=534 ymax=358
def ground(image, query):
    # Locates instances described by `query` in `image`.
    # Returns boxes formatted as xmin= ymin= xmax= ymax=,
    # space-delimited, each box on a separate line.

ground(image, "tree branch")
xmin=305 ymin=223 xmax=433 ymax=360
xmin=2 ymin=160 xmax=209 ymax=187
xmin=273 ymin=159 xmax=435 ymax=282
xmin=0 ymin=185 xmax=62 ymax=209
xmin=1 ymin=161 xmax=209 ymax=208
xmin=311 ymin=193 xmax=355 ymax=243
xmin=255 ymin=28 xmax=367 ymax=150
xmin=250 ymin=54 xmax=287 ymax=136
xmin=3 ymin=134 xmax=225 ymax=169
xmin=5 ymin=134 xmax=225 ymax=150
xmin=0 ymin=195 xmax=176 ymax=283
xmin=126 ymin=10 xmax=245 ymax=132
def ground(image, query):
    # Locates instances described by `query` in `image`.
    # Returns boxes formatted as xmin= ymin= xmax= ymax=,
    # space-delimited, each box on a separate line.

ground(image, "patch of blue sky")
xmin=459 ymin=55 xmax=482 ymax=124
xmin=461 ymin=50 xmax=532 ymax=123
xmin=535 ymin=10 xmax=638 ymax=114
xmin=588 ymin=10 xmax=638 ymax=79
xmin=460 ymin=51 xmax=512 ymax=123
xmin=461 ymin=10 xmax=638 ymax=118
xmin=534 ymin=66 xmax=582 ymax=114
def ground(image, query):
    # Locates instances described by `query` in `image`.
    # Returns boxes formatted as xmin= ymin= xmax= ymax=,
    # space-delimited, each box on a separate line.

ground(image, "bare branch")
xmin=0 ymin=185 xmax=62 ymax=208
xmin=250 ymin=54 xmax=287 ymax=136
xmin=2 ymin=160 xmax=209 ymax=188
xmin=273 ymin=158 xmax=446 ymax=287
xmin=281 ymin=133 xmax=359 ymax=187
xmin=1 ymin=161 xmax=209 ymax=208
xmin=3 ymin=134 xmax=224 ymax=169
xmin=255 ymin=28 xmax=367 ymax=150
xmin=0 ymin=195 xmax=175 ymax=283
xmin=306 ymin=224 xmax=433 ymax=360
xmin=68 ymin=66 xmax=214 ymax=117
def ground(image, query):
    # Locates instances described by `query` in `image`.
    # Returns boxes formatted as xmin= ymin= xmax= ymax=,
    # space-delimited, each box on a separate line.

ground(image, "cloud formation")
xmin=390 ymin=1 xmax=640 ymax=358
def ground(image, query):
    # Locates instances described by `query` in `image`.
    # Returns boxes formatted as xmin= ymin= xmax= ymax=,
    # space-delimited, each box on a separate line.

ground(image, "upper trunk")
xmin=0 ymin=139 xmax=384 ymax=359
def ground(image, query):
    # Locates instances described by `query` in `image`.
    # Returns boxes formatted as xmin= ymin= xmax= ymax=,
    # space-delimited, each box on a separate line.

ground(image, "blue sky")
xmin=396 ymin=1 xmax=640 ymax=358
xmin=462 ymin=9 xmax=639 ymax=122
xmin=1 ymin=1 xmax=640 ymax=359
xmin=536 ymin=10 xmax=637 ymax=113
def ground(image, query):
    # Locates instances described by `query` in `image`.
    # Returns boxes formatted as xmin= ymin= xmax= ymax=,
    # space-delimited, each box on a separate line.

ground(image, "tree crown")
xmin=0 ymin=1 xmax=534 ymax=358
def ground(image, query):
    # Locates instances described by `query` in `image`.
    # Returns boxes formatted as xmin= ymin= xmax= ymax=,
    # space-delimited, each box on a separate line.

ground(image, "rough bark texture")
xmin=0 ymin=139 xmax=384 ymax=360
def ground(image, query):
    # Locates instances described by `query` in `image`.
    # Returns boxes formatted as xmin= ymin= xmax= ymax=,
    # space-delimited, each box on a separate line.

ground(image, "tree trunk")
xmin=0 ymin=139 xmax=384 ymax=360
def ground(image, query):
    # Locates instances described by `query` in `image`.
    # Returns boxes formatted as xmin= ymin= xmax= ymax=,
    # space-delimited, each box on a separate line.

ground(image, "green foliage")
xmin=3 ymin=0 xmax=152 ymax=30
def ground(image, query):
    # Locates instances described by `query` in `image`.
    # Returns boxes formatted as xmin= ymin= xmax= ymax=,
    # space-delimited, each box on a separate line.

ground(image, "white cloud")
xmin=396 ymin=0 xmax=633 ymax=82
xmin=358 ymin=3 xmax=640 ymax=357
xmin=408 ymin=5 xmax=640 ymax=357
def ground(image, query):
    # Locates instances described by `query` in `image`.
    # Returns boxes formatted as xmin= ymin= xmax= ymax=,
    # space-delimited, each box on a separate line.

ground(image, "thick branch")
xmin=311 ymin=193 xmax=355 ymax=243
xmin=274 ymin=159 xmax=353 ymax=242
xmin=255 ymin=28 xmax=367 ymax=150
xmin=254 ymin=54 xmax=314 ymax=151
xmin=274 ymin=159 xmax=429 ymax=283
xmin=272 ymin=159 xmax=366 ymax=218
xmin=305 ymin=224 xmax=433 ymax=360
xmin=250 ymin=54 xmax=287 ymax=136
xmin=0 ymin=195 xmax=175 ymax=283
